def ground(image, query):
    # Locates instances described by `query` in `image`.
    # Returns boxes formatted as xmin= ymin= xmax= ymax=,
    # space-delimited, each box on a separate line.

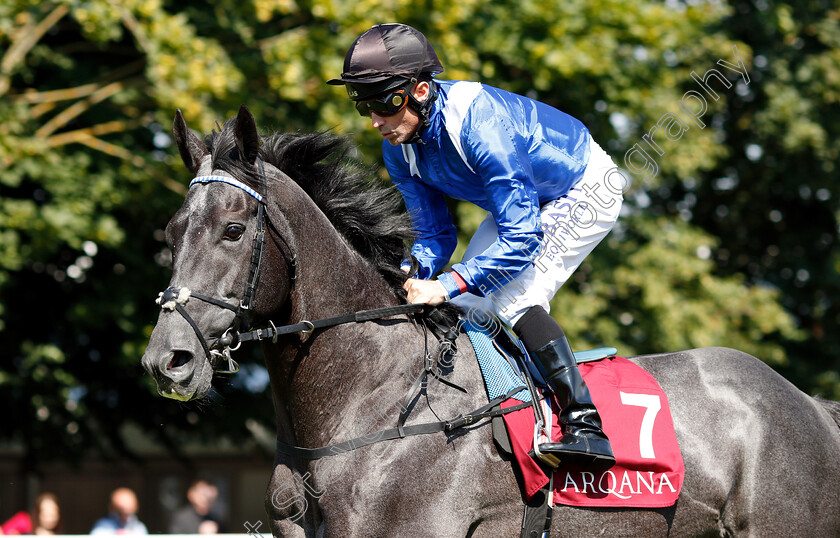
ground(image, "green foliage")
xmin=0 ymin=0 xmax=838 ymax=468
xmin=554 ymin=216 xmax=802 ymax=363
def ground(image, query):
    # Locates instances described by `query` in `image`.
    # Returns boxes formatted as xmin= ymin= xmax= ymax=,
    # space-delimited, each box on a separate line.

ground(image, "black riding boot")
xmin=531 ymin=336 xmax=615 ymax=470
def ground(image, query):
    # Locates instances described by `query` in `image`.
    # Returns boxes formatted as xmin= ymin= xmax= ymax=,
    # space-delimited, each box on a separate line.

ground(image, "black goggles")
xmin=354 ymin=87 xmax=412 ymax=117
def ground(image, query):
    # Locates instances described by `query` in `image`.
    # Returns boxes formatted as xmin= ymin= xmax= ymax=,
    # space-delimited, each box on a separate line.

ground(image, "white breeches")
xmin=452 ymin=138 xmax=623 ymax=327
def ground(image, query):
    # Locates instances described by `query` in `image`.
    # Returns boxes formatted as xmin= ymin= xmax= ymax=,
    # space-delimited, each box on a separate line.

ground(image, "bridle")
xmin=156 ymin=159 xmax=297 ymax=373
xmin=155 ymin=159 xmax=429 ymax=374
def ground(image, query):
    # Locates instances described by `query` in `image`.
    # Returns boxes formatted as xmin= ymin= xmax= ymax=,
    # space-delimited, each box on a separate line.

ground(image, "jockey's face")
xmin=368 ymin=82 xmax=429 ymax=146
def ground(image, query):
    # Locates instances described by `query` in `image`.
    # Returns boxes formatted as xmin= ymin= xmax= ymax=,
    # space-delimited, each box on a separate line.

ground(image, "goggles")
xmin=354 ymin=86 xmax=412 ymax=117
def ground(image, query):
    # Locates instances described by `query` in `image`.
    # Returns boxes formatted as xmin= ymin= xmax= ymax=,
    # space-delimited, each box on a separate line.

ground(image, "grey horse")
xmin=143 ymin=105 xmax=840 ymax=537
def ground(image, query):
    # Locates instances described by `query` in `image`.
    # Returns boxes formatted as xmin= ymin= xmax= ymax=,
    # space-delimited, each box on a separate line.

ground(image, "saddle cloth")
xmin=464 ymin=324 xmax=684 ymax=509
xmin=462 ymin=321 xmax=531 ymax=402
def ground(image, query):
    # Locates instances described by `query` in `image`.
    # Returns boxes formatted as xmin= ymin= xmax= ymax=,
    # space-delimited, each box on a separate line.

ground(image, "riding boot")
xmin=531 ymin=336 xmax=615 ymax=470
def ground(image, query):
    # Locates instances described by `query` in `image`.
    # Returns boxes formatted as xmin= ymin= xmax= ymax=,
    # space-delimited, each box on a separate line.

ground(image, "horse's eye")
xmin=224 ymin=224 xmax=246 ymax=241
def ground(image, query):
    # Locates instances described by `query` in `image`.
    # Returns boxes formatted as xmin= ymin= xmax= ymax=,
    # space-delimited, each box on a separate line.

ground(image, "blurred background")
xmin=1 ymin=0 xmax=838 ymax=532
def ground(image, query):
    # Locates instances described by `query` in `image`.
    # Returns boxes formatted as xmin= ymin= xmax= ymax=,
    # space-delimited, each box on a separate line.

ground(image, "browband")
xmin=189 ymin=175 xmax=263 ymax=202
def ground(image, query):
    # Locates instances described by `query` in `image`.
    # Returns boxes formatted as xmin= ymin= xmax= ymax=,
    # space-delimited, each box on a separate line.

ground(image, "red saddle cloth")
xmin=501 ymin=356 xmax=684 ymax=508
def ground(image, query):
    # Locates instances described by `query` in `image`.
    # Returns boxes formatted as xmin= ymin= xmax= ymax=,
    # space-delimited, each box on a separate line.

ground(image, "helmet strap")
xmin=403 ymin=81 xmax=437 ymax=145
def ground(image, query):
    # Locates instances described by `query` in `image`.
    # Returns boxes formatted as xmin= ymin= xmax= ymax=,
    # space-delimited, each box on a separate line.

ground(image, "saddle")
xmin=487 ymin=322 xmax=618 ymax=388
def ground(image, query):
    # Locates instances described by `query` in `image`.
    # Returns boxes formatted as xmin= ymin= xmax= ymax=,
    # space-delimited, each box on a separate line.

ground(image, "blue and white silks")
xmin=383 ymin=80 xmax=592 ymax=299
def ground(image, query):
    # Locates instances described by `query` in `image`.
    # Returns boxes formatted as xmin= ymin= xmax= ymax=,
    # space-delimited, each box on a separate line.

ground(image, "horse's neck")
xmin=265 ymin=177 xmax=424 ymax=443
xmin=283 ymin=319 xmax=431 ymax=447
xmin=272 ymin=178 xmax=398 ymax=319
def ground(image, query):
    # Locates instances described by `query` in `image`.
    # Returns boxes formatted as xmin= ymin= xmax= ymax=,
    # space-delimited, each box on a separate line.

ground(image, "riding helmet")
xmin=327 ymin=23 xmax=443 ymax=101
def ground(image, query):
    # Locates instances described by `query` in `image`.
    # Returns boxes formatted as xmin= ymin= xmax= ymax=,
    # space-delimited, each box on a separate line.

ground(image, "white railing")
xmin=51 ymin=522 xmax=271 ymax=538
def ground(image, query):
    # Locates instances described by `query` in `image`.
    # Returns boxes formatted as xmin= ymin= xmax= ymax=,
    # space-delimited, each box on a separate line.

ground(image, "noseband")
xmin=156 ymin=160 xmax=297 ymax=373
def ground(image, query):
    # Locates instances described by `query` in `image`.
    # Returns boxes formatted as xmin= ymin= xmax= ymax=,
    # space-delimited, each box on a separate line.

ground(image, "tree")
xmin=0 ymin=0 xmax=834 ymax=470
xmin=694 ymin=0 xmax=840 ymax=397
xmin=0 ymin=0 xmax=269 ymax=468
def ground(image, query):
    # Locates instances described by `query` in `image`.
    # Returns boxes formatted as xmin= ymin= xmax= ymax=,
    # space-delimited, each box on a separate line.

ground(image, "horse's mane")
xmin=204 ymin=120 xmax=460 ymax=325
xmin=263 ymin=131 xmax=417 ymax=293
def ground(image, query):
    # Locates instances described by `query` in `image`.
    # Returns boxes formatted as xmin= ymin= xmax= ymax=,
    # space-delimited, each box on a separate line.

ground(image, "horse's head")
xmin=142 ymin=106 xmax=293 ymax=400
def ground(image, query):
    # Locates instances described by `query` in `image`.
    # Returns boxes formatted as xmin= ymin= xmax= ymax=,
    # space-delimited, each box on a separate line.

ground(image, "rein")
xmin=237 ymin=303 xmax=427 ymax=343
xmin=274 ymin=315 xmax=543 ymax=461
xmin=274 ymin=386 xmax=536 ymax=460
xmin=157 ymin=287 xmax=431 ymax=373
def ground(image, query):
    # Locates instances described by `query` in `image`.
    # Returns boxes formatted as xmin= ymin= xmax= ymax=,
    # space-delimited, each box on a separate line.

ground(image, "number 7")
xmin=619 ymin=392 xmax=662 ymax=459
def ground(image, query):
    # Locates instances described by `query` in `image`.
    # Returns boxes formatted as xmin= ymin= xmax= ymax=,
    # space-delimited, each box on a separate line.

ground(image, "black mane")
xmin=204 ymin=121 xmax=465 ymax=328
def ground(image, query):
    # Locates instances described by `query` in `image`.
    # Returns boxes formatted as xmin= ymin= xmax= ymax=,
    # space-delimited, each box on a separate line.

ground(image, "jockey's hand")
xmin=403 ymin=278 xmax=447 ymax=306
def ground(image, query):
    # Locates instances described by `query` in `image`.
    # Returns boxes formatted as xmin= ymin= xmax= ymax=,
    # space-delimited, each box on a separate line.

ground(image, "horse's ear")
xmin=173 ymin=109 xmax=209 ymax=174
xmin=234 ymin=104 xmax=260 ymax=165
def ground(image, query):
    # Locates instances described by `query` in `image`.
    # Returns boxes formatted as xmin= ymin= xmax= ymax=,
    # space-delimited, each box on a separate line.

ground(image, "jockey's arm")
xmin=439 ymin=115 xmax=544 ymax=300
xmin=387 ymin=160 xmax=458 ymax=279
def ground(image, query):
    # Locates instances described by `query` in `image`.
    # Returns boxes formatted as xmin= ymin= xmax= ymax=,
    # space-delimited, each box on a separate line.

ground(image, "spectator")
xmin=90 ymin=488 xmax=148 ymax=535
xmin=168 ymin=479 xmax=220 ymax=534
xmin=1 ymin=492 xmax=61 ymax=535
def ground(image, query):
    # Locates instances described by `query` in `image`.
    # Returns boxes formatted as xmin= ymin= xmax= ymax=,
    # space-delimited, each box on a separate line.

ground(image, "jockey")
xmin=328 ymin=23 xmax=622 ymax=469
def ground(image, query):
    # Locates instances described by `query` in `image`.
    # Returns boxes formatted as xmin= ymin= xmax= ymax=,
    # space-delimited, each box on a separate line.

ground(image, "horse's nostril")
xmin=168 ymin=350 xmax=193 ymax=370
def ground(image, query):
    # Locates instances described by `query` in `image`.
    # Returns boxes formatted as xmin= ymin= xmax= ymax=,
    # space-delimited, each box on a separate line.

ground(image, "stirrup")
xmin=532 ymin=419 xmax=562 ymax=469
xmin=536 ymin=438 xmax=616 ymax=471
xmin=533 ymin=448 xmax=562 ymax=469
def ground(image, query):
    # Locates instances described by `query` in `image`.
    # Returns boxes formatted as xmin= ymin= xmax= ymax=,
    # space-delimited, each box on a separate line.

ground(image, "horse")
xmin=143 ymin=105 xmax=840 ymax=537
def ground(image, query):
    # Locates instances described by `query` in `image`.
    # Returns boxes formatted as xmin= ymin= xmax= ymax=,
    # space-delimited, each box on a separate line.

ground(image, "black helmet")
xmin=327 ymin=23 xmax=443 ymax=101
